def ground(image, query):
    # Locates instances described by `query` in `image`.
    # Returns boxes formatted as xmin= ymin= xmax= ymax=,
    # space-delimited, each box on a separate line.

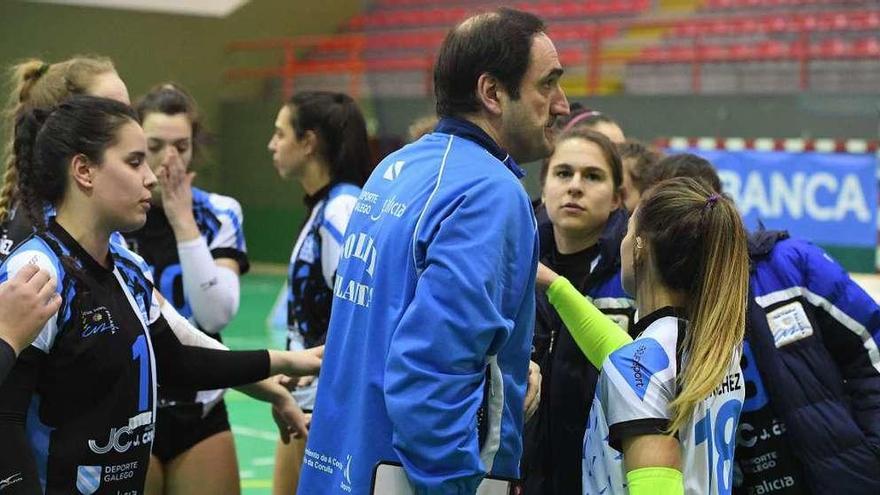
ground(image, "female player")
xmin=537 ymin=177 xmax=749 ymax=494
xmin=122 ymin=83 xmax=248 ymax=495
xmin=1 ymin=57 xmax=128 ymax=241
xmin=523 ymin=128 xmax=634 ymax=495
xmin=642 ymin=154 xmax=880 ymax=494
xmin=0 ymin=95 xmax=319 ymax=495
xmin=266 ymin=91 xmax=371 ymax=494
xmin=536 ymin=105 xmax=625 ymax=253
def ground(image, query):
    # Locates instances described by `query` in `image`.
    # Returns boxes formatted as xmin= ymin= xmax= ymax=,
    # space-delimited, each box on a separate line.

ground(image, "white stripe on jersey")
xmin=320 ymin=194 xmax=358 ymax=288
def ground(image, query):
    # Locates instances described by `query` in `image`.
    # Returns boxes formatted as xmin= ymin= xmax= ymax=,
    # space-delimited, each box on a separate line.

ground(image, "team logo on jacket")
xmin=382 ymin=160 xmax=405 ymax=181
xmin=766 ymin=302 xmax=813 ymax=347
xmin=341 ymin=455 xmax=353 ymax=491
xmin=76 ymin=465 xmax=101 ymax=495
xmin=81 ymin=306 xmax=119 ymax=338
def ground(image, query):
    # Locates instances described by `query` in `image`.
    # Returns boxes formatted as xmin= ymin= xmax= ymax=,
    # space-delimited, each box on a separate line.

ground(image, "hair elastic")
xmin=561 ymin=109 xmax=602 ymax=133
xmin=703 ymin=193 xmax=720 ymax=212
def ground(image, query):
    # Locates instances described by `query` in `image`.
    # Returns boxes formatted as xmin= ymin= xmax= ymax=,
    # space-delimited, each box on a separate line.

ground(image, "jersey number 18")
xmin=695 ymin=399 xmax=742 ymax=495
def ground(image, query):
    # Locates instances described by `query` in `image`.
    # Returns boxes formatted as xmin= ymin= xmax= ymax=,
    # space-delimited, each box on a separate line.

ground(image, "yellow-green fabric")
xmin=545 ymin=276 xmax=633 ymax=369
xmin=626 ymin=466 xmax=684 ymax=495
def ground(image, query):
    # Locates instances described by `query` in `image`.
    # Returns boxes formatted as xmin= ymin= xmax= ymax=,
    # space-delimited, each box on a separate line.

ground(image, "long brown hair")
xmin=1 ymin=56 xmax=116 ymax=222
xmin=636 ymin=177 xmax=749 ymax=435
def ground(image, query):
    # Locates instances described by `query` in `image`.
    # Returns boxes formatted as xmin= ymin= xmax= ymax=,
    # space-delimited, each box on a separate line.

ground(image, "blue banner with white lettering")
xmin=684 ymin=150 xmax=877 ymax=247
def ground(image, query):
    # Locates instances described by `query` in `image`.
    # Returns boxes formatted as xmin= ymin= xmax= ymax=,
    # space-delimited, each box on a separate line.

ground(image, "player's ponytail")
xmin=2 ymin=55 xmax=117 ymax=222
xmin=636 ymin=177 xmax=749 ymax=435
xmin=12 ymin=107 xmax=52 ymax=230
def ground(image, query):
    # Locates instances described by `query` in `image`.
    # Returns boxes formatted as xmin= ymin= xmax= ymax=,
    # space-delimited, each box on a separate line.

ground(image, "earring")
xmin=635 ymin=236 xmax=644 ymax=249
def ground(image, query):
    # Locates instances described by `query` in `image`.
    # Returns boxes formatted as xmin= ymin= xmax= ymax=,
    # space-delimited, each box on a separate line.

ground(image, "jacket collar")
xmin=434 ymin=116 xmax=526 ymax=179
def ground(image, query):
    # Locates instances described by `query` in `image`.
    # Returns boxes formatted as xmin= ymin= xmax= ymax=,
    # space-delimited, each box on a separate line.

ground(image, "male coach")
xmin=298 ymin=8 xmax=570 ymax=494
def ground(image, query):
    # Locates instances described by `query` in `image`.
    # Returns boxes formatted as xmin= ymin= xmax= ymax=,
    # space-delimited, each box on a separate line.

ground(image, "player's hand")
xmin=0 ymin=264 xmax=61 ymax=354
xmin=524 ymin=360 xmax=541 ymax=421
xmin=269 ymin=379 xmax=309 ymax=443
xmin=158 ymin=154 xmax=198 ymax=238
xmin=269 ymin=347 xmax=322 ymax=377
xmin=536 ymin=263 xmax=560 ymax=289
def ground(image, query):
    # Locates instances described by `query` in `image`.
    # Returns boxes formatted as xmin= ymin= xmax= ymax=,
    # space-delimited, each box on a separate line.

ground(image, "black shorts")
xmin=151 ymin=400 xmax=231 ymax=463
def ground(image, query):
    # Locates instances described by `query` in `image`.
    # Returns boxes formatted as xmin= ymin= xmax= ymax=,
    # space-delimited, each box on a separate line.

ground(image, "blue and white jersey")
xmin=583 ymin=307 xmax=745 ymax=495
xmin=286 ymin=182 xmax=360 ymax=411
xmin=298 ymin=118 xmax=539 ymax=494
xmin=287 ymin=182 xmax=360 ymax=350
xmin=0 ymin=206 xmax=129 ymax=261
xmin=0 ymin=221 xmax=161 ymax=494
xmin=123 ymin=187 xmax=249 ymax=323
xmin=122 ymin=187 xmax=248 ymax=411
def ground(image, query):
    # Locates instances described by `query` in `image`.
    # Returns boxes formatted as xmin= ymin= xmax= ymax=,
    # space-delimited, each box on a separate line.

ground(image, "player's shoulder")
xmin=328 ymin=182 xmax=361 ymax=201
xmin=324 ymin=183 xmax=361 ymax=218
xmin=193 ymin=187 xmax=243 ymax=217
xmin=1 ymin=234 xmax=64 ymax=282
xmin=110 ymin=241 xmax=149 ymax=269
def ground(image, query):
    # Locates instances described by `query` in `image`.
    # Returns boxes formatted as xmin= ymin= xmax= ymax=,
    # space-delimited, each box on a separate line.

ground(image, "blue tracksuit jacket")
xmin=746 ymin=231 xmax=880 ymax=494
xmin=297 ymin=117 xmax=539 ymax=495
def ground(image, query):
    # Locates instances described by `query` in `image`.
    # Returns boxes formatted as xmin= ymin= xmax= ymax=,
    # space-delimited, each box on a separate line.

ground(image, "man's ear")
xmin=70 ymin=154 xmax=94 ymax=191
xmin=476 ymin=73 xmax=503 ymax=117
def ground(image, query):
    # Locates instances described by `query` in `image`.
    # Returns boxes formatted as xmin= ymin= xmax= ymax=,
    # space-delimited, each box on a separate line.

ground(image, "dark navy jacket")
xmin=745 ymin=230 xmax=880 ymax=494
xmin=523 ymin=208 xmax=635 ymax=495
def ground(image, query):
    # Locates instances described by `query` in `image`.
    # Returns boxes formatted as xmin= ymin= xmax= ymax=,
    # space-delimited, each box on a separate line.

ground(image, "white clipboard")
xmin=371 ymin=462 xmax=515 ymax=495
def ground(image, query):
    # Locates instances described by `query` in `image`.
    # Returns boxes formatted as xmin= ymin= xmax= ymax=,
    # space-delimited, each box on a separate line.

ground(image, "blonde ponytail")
xmin=668 ymin=193 xmax=748 ymax=434
xmin=636 ymin=177 xmax=749 ymax=436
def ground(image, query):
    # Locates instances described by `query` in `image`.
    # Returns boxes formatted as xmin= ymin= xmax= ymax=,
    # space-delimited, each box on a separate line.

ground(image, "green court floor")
xmin=222 ymin=273 xmax=289 ymax=494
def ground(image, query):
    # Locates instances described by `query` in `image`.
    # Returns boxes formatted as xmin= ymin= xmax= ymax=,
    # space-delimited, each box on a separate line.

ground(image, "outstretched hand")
xmin=270 ymin=346 xmax=323 ymax=378
xmin=536 ymin=262 xmax=560 ymax=289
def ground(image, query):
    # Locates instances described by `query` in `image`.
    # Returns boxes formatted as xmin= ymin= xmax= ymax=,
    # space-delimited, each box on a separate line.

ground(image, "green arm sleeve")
xmin=545 ymin=276 xmax=633 ymax=368
xmin=625 ymin=466 xmax=684 ymax=495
